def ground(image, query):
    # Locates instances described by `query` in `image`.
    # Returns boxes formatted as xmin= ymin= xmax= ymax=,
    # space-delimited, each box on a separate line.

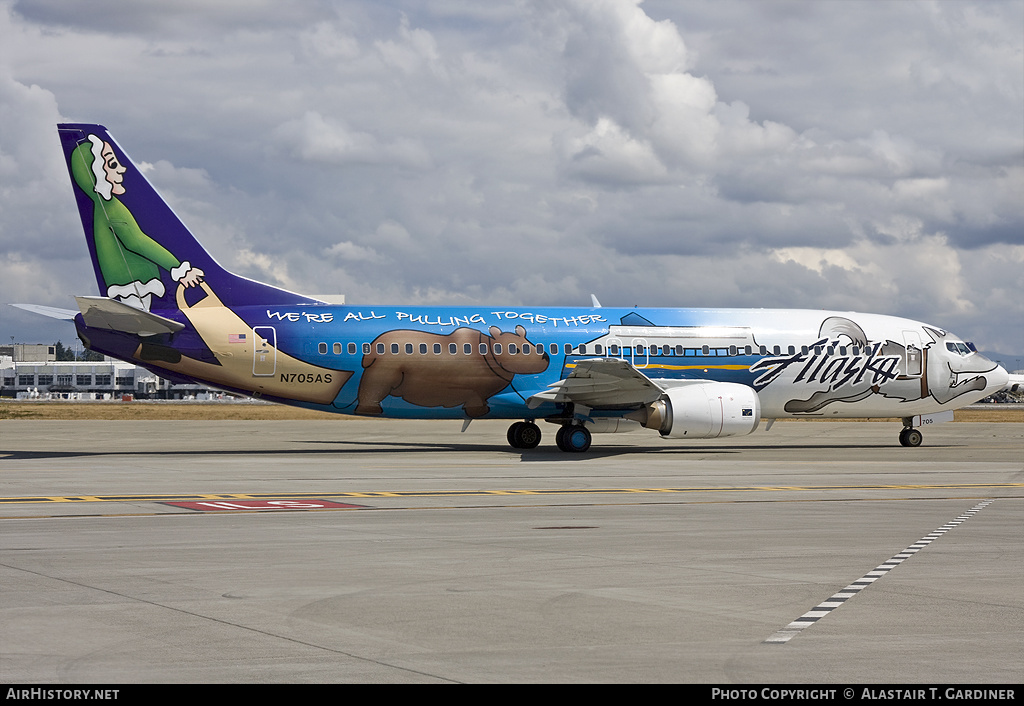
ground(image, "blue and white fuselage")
xmin=37 ymin=123 xmax=1009 ymax=452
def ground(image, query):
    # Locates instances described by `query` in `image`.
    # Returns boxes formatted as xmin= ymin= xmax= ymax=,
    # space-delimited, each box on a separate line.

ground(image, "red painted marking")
xmin=165 ymin=499 xmax=366 ymax=511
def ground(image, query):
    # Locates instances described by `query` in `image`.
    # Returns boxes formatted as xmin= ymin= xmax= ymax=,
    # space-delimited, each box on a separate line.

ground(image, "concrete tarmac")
xmin=1 ymin=418 xmax=1022 ymax=683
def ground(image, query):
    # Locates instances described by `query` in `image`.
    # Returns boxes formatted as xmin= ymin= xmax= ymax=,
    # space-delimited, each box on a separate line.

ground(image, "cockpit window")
xmin=946 ymin=341 xmax=973 ymax=356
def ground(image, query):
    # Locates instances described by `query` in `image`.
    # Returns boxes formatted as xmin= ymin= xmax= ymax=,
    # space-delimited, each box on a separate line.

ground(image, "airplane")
xmin=14 ymin=123 xmax=1013 ymax=452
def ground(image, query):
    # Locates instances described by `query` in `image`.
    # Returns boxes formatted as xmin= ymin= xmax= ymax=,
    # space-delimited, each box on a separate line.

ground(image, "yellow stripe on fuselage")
xmin=564 ymin=362 xmax=750 ymax=372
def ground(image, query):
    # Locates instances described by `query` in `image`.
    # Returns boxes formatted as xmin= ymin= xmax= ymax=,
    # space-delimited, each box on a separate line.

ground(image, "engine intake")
xmin=630 ymin=383 xmax=761 ymax=439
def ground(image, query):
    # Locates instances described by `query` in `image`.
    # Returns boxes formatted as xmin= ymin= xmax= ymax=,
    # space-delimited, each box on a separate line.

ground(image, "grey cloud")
xmin=1 ymin=0 xmax=1021 ymax=355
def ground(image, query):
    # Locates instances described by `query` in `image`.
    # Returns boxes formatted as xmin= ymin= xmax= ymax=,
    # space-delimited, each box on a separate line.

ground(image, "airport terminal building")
xmin=0 ymin=347 xmax=210 ymax=400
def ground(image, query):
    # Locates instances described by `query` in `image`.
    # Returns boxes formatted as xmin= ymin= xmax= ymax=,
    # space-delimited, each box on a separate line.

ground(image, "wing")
xmin=527 ymin=357 xmax=666 ymax=410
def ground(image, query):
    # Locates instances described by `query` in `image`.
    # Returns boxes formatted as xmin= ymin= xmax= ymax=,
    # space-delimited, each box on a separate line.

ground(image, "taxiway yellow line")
xmin=1 ymin=482 xmax=1022 ymax=506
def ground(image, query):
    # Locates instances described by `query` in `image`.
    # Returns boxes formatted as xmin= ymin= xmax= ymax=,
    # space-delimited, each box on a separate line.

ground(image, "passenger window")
xmin=464 ymin=343 xmax=472 ymax=354
xmin=579 ymin=344 xmax=587 ymax=354
xmin=420 ymin=343 xmax=428 ymax=354
xmin=333 ymin=342 xmax=342 ymax=355
xmin=391 ymin=343 xmax=400 ymax=354
xmin=729 ymin=345 xmax=737 ymax=356
xmin=480 ymin=343 xmax=487 ymax=355
xmin=759 ymin=346 xmax=767 ymax=355
xmin=433 ymin=343 xmax=441 ymax=354
xmin=405 ymin=343 xmax=413 ymax=354
xmin=702 ymin=345 xmax=710 ymax=355
xmin=788 ymin=346 xmax=795 ymax=355
xmin=595 ymin=344 xmax=603 ymax=355
xmin=550 ymin=343 xmax=558 ymax=355
xmin=449 ymin=343 xmax=457 ymax=354
xmin=363 ymin=342 xmax=371 ymax=354
xmin=377 ymin=343 xmax=385 ymax=355
xmin=610 ymin=344 xmax=620 ymax=356
xmin=318 ymin=342 xmax=327 ymax=355
xmin=564 ymin=344 xmax=571 ymax=355
xmin=508 ymin=343 xmax=518 ymax=355
xmin=494 ymin=343 xmax=502 ymax=355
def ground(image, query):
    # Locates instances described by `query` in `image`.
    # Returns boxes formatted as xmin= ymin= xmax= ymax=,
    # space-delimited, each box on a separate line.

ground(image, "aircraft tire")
xmin=555 ymin=425 xmax=569 ymax=451
xmin=507 ymin=421 xmax=525 ymax=448
xmin=558 ymin=424 xmax=591 ymax=453
xmin=507 ymin=421 xmax=542 ymax=449
xmin=899 ymin=428 xmax=923 ymax=447
xmin=518 ymin=422 xmax=541 ymax=449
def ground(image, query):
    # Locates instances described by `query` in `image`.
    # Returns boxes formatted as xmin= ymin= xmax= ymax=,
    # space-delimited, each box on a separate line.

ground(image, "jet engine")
xmin=626 ymin=382 xmax=761 ymax=439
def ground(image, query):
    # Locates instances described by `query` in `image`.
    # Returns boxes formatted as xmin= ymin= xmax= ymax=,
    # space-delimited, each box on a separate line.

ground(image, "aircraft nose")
xmin=986 ymin=363 xmax=1010 ymax=395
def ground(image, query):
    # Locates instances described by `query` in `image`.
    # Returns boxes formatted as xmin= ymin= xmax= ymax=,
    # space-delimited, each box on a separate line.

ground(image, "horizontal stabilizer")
xmin=10 ymin=303 xmax=78 ymax=321
xmin=306 ymin=294 xmax=346 ymax=305
xmin=76 ymin=296 xmax=185 ymax=337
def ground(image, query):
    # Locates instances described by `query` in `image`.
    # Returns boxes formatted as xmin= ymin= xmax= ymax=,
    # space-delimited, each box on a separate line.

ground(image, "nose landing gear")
xmin=899 ymin=427 xmax=923 ymax=447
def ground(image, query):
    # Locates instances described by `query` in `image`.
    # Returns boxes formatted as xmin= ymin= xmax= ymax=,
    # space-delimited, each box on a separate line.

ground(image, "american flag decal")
xmin=229 ymin=333 xmax=247 ymax=344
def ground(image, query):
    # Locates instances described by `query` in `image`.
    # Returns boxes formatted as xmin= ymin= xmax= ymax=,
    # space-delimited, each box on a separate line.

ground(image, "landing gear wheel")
xmin=899 ymin=427 xmax=923 ymax=447
xmin=555 ymin=425 xmax=569 ymax=451
xmin=507 ymin=421 xmax=541 ymax=449
xmin=556 ymin=424 xmax=591 ymax=453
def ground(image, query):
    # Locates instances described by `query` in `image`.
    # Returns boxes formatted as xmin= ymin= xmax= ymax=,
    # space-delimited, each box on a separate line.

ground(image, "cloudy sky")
xmin=2 ymin=0 xmax=1022 ymax=361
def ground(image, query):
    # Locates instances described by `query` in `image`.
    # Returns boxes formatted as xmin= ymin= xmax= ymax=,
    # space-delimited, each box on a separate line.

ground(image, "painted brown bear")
xmin=355 ymin=325 xmax=549 ymax=417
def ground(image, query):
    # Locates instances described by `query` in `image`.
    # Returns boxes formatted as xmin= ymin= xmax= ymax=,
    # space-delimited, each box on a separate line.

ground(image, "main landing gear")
xmin=507 ymin=420 xmax=542 ymax=449
xmin=505 ymin=420 xmax=592 ymax=452
xmin=898 ymin=427 xmax=923 ymax=447
xmin=555 ymin=424 xmax=591 ymax=453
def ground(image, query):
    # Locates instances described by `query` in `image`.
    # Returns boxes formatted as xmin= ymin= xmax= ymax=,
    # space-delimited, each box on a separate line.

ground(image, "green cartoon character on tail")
xmin=70 ymin=135 xmax=204 ymax=311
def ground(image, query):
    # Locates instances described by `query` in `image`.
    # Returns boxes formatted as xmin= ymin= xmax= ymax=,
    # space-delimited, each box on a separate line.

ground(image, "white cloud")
xmin=274 ymin=111 xmax=431 ymax=168
xmin=0 ymin=0 xmax=1020 ymax=355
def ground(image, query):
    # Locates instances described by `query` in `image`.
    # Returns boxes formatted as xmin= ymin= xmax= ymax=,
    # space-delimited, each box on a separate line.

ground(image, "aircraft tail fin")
xmin=57 ymin=123 xmax=322 ymax=313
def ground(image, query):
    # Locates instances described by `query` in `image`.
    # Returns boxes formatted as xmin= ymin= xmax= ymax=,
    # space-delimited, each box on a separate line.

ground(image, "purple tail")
xmin=58 ymin=123 xmax=320 ymax=312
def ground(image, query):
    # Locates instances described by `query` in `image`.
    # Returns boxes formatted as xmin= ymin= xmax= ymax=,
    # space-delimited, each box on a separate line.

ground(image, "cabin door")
xmin=902 ymin=331 xmax=923 ymax=377
xmin=631 ymin=338 xmax=650 ymax=369
xmin=253 ymin=326 xmax=277 ymax=377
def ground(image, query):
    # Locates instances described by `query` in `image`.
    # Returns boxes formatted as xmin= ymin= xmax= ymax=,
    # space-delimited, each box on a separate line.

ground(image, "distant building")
xmin=0 ymin=357 xmax=211 ymax=400
xmin=0 ymin=344 xmax=56 ymax=362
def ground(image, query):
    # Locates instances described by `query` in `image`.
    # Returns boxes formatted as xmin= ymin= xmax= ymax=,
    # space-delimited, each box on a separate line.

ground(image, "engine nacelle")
xmin=632 ymin=383 xmax=760 ymax=439
xmin=584 ymin=418 xmax=643 ymax=434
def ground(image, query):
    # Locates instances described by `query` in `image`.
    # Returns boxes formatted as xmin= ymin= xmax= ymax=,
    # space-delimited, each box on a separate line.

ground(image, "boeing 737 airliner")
xmin=15 ymin=124 xmax=1012 ymax=452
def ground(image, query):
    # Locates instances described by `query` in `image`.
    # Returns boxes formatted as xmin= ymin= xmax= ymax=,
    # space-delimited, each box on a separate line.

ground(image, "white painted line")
xmin=764 ymin=499 xmax=994 ymax=645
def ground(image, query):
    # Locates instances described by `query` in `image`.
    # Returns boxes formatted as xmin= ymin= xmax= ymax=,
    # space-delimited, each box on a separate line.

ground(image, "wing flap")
xmin=527 ymin=357 xmax=666 ymax=409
